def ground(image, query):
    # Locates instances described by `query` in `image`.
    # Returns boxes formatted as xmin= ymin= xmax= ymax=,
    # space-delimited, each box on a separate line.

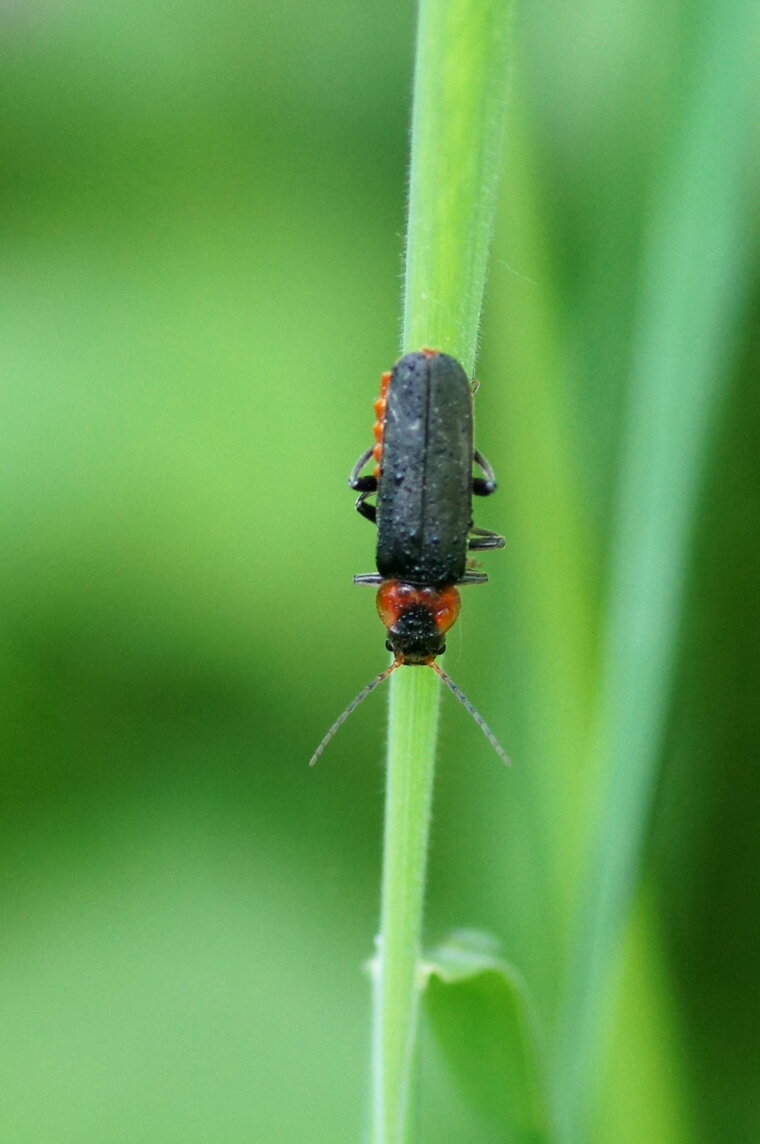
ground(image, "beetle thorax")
xmin=376 ymin=580 xmax=461 ymax=665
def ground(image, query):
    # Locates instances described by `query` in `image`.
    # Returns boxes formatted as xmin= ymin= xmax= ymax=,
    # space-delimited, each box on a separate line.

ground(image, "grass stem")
xmin=370 ymin=2 xmax=512 ymax=1139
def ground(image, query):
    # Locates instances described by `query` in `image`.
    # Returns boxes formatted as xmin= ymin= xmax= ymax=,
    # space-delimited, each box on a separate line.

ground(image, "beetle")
xmin=310 ymin=348 xmax=508 ymax=765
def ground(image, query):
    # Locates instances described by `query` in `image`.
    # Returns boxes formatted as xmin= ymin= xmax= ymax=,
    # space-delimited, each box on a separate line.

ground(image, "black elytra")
xmin=378 ymin=350 xmax=474 ymax=584
xmin=350 ymin=349 xmax=505 ymax=588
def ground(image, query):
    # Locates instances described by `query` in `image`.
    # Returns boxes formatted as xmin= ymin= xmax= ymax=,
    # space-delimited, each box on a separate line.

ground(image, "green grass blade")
xmin=371 ymin=2 xmax=512 ymax=1141
xmin=422 ymin=930 xmax=555 ymax=1143
xmin=555 ymin=1 xmax=759 ymax=1137
xmin=593 ymin=896 xmax=693 ymax=1144
xmin=370 ymin=666 xmax=440 ymax=1144
xmin=490 ymin=102 xmax=599 ymax=937
xmin=404 ymin=0 xmax=512 ymax=367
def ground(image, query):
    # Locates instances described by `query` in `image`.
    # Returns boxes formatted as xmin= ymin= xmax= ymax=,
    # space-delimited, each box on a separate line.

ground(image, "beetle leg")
xmin=470 ymin=450 xmax=504 ymax=546
xmin=348 ymin=446 xmax=376 ymax=490
xmin=472 ymin=449 xmax=497 ymax=496
xmin=355 ymin=490 xmax=377 ymax=524
xmin=468 ymin=526 xmax=505 ymax=551
xmin=348 ymin=446 xmax=378 ymax=524
xmin=459 ymin=570 xmax=489 ymax=585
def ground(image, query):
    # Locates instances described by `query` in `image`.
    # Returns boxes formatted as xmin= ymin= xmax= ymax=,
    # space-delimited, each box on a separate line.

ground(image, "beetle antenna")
xmin=430 ymin=662 xmax=511 ymax=765
xmin=309 ymin=662 xmax=400 ymax=766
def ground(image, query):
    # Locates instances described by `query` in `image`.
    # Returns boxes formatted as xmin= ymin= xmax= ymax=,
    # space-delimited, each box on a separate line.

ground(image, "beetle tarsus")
xmin=468 ymin=526 xmax=505 ymax=551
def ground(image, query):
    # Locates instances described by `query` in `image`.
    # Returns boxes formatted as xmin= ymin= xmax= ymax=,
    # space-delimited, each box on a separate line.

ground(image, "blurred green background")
xmin=1 ymin=1 xmax=758 ymax=1141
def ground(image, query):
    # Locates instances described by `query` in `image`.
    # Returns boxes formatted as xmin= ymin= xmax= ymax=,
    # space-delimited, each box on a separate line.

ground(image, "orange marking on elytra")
xmin=372 ymin=370 xmax=392 ymax=476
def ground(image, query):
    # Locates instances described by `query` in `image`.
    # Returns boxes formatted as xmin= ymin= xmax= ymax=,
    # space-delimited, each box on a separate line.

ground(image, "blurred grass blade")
xmin=422 ymin=930 xmax=554 ymax=1143
xmin=594 ymin=895 xmax=692 ymax=1144
xmin=555 ymin=0 xmax=759 ymax=1137
xmin=372 ymin=2 xmax=512 ymax=1142
xmin=491 ymin=101 xmax=598 ymax=929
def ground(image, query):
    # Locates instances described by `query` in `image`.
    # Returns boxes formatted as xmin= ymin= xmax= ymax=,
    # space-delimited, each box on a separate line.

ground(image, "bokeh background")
xmin=1 ymin=2 xmax=758 ymax=1142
